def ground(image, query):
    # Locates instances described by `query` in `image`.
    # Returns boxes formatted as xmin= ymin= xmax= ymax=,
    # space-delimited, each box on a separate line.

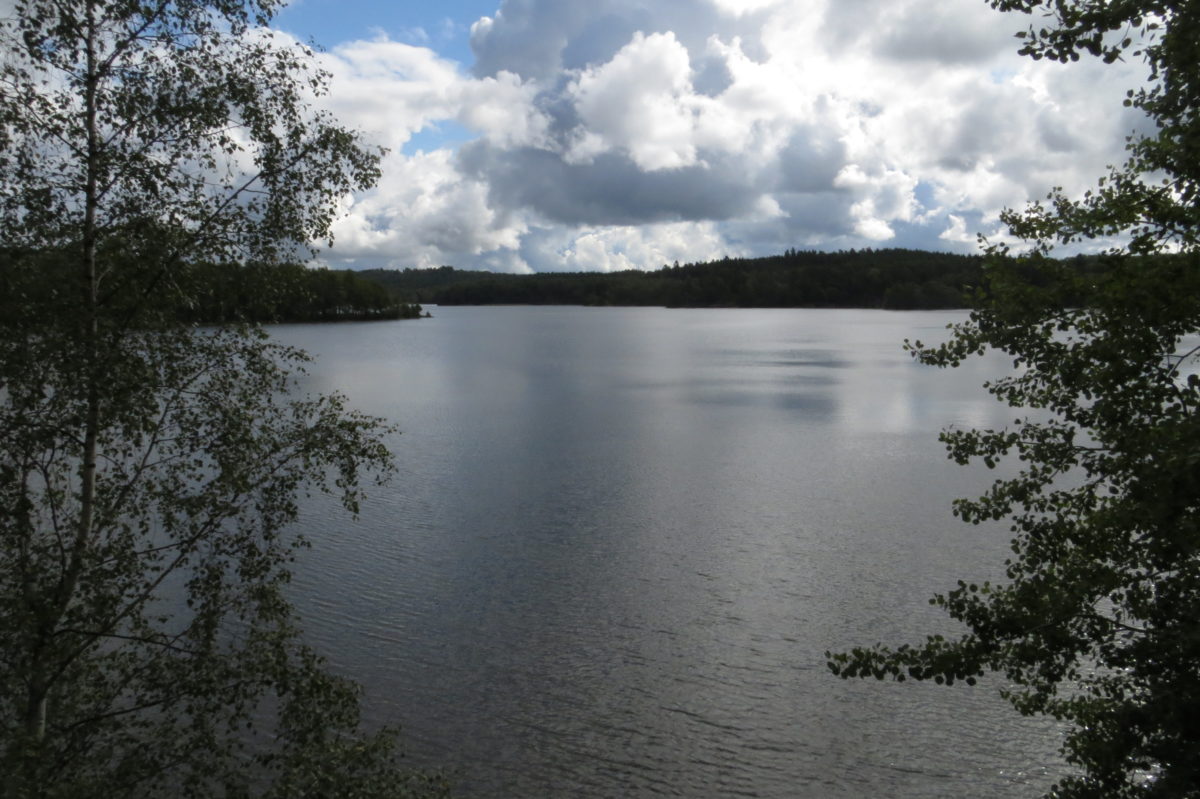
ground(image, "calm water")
xmin=271 ymin=307 xmax=1068 ymax=798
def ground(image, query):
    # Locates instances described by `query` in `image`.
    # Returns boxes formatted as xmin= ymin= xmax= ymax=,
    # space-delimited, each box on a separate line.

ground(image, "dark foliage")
xmin=0 ymin=252 xmax=422 ymax=326
xmin=0 ymin=0 xmax=441 ymax=794
xmin=828 ymin=2 xmax=1200 ymax=796
xmin=173 ymin=261 xmax=424 ymax=323
xmin=359 ymin=248 xmax=987 ymax=309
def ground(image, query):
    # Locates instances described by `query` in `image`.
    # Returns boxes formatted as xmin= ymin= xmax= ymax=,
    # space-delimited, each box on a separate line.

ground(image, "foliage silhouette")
xmin=828 ymin=3 xmax=1200 ymax=797
xmin=0 ymin=0 xmax=443 ymax=795
xmin=360 ymin=248 xmax=986 ymax=309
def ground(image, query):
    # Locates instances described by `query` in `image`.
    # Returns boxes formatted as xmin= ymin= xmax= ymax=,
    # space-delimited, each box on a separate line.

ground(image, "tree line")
xmin=173 ymin=260 xmax=423 ymax=323
xmin=359 ymin=248 xmax=989 ymax=309
xmin=1 ymin=251 xmax=423 ymax=325
xmin=358 ymin=249 xmax=1181 ymax=313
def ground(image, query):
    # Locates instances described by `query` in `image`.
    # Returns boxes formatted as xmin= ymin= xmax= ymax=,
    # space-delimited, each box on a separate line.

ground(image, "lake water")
xmin=270 ymin=306 xmax=1068 ymax=798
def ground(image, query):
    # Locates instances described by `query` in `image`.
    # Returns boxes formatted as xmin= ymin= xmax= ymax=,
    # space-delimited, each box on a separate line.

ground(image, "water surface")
xmin=273 ymin=307 xmax=1067 ymax=798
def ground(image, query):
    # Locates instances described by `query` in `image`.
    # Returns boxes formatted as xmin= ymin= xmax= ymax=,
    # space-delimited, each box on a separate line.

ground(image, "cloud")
xmin=300 ymin=0 xmax=1153 ymax=271
xmin=303 ymin=35 xmax=546 ymax=268
xmin=325 ymin=149 xmax=528 ymax=269
xmin=518 ymin=221 xmax=732 ymax=272
xmin=873 ymin=0 xmax=1016 ymax=64
xmin=316 ymin=37 xmax=548 ymax=153
xmin=566 ymin=31 xmax=698 ymax=170
xmin=458 ymin=144 xmax=765 ymax=226
xmin=834 ymin=164 xmax=920 ymax=241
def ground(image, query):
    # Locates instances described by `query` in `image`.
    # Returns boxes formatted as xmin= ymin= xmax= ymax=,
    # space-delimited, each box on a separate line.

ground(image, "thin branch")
xmin=55 ymin=628 xmax=200 ymax=656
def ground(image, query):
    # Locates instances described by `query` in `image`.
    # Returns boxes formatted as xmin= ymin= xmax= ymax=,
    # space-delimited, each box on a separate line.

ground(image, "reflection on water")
xmin=272 ymin=307 xmax=1068 ymax=798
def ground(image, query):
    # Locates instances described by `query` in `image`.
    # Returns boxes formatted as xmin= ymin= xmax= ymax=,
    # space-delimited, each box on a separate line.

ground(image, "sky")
xmin=269 ymin=0 xmax=1148 ymax=273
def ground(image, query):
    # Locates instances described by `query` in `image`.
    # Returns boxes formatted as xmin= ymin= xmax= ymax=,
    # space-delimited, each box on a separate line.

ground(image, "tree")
xmin=827 ymin=2 xmax=1200 ymax=797
xmin=0 ymin=1 xmax=445 ymax=796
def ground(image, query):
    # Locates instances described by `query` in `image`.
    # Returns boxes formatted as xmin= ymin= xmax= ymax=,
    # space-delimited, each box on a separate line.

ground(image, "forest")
xmin=1 ymin=253 xmax=423 ymax=324
xmin=358 ymin=248 xmax=988 ymax=309
xmin=173 ymin=260 xmax=424 ymax=322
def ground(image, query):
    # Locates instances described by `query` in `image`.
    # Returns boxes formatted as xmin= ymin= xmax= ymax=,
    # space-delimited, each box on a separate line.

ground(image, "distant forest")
xmin=357 ymin=248 xmax=988 ymax=309
xmin=173 ymin=261 xmax=423 ymax=323
xmin=2 ymin=255 xmax=423 ymax=324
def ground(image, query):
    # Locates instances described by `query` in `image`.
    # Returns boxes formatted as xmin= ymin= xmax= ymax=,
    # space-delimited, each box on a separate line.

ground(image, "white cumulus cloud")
xmin=295 ymin=0 xmax=1153 ymax=271
xmin=567 ymin=32 xmax=698 ymax=171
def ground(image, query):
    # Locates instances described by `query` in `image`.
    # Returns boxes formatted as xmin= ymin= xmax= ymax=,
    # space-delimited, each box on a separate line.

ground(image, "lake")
xmin=270 ymin=306 xmax=1068 ymax=798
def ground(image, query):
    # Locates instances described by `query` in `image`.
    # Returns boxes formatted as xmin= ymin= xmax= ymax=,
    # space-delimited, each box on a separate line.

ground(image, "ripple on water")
xmin=275 ymin=309 xmax=1070 ymax=798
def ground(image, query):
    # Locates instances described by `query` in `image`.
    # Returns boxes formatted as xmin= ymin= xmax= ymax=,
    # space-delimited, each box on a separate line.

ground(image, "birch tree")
xmin=0 ymin=1 xmax=442 ymax=795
